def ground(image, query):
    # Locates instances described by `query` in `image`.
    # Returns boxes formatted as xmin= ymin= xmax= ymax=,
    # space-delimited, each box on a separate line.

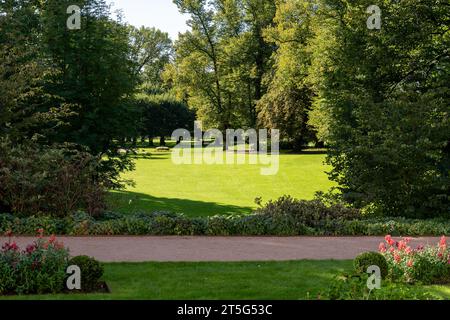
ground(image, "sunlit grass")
xmin=108 ymin=146 xmax=334 ymax=217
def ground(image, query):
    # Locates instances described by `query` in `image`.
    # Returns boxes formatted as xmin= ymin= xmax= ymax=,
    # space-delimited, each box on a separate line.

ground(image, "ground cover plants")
xmin=1 ymin=196 xmax=450 ymax=236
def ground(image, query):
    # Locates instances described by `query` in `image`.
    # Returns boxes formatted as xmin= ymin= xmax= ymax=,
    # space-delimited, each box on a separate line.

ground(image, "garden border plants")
xmin=1 ymin=197 xmax=450 ymax=236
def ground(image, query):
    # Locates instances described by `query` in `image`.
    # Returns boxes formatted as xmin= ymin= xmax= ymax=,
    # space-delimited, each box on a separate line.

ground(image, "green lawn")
xmin=0 ymin=260 xmax=351 ymax=300
xmin=2 ymin=260 xmax=449 ymax=300
xmin=108 ymin=148 xmax=334 ymax=217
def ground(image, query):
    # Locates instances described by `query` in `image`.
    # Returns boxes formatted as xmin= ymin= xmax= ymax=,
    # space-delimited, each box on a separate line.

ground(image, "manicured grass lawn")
xmin=2 ymin=260 xmax=449 ymax=300
xmin=108 ymin=148 xmax=334 ymax=217
xmin=0 ymin=260 xmax=351 ymax=300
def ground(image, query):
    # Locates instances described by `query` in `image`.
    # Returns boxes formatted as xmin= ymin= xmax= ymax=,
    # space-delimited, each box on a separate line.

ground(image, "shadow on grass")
xmin=107 ymin=190 xmax=253 ymax=217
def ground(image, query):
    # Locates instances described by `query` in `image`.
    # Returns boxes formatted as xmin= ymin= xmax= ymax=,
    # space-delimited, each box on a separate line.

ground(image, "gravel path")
xmin=0 ymin=236 xmax=442 ymax=262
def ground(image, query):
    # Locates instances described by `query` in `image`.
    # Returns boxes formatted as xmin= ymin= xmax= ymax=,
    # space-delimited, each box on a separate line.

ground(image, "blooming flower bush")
xmin=379 ymin=235 xmax=450 ymax=284
xmin=0 ymin=229 xmax=70 ymax=295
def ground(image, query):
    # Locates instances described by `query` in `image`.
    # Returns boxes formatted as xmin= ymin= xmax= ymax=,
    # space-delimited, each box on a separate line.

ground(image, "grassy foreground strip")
xmin=1 ymin=260 xmax=449 ymax=300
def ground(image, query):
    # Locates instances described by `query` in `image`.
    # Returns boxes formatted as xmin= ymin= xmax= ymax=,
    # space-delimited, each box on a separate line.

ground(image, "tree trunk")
xmin=160 ymin=136 xmax=166 ymax=147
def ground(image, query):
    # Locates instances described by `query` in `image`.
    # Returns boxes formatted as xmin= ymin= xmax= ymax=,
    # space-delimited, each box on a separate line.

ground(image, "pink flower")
xmin=379 ymin=242 xmax=387 ymax=253
xmin=48 ymin=235 xmax=56 ymax=244
xmin=407 ymin=259 xmax=413 ymax=267
xmin=385 ymin=235 xmax=396 ymax=246
xmin=397 ymin=240 xmax=407 ymax=251
xmin=55 ymin=242 xmax=65 ymax=250
xmin=37 ymin=228 xmax=44 ymax=238
xmin=405 ymin=247 xmax=412 ymax=255
xmin=439 ymin=236 xmax=447 ymax=249
xmin=447 ymin=260 xmax=450 ymax=265
xmin=389 ymin=247 xmax=395 ymax=253
xmin=416 ymin=245 xmax=424 ymax=251
xmin=404 ymin=237 xmax=412 ymax=244
xmin=394 ymin=253 xmax=401 ymax=263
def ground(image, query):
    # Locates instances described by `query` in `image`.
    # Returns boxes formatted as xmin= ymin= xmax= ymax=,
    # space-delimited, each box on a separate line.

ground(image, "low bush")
xmin=325 ymin=273 xmax=439 ymax=300
xmin=67 ymin=256 xmax=104 ymax=292
xmin=354 ymin=252 xmax=389 ymax=279
xmin=254 ymin=195 xmax=360 ymax=232
xmin=0 ymin=232 xmax=69 ymax=295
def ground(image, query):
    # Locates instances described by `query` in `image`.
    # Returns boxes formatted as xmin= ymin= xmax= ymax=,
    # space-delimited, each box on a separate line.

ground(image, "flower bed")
xmin=0 ymin=230 xmax=105 ymax=295
xmin=379 ymin=235 xmax=450 ymax=284
xmin=326 ymin=235 xmax=450 ymax=300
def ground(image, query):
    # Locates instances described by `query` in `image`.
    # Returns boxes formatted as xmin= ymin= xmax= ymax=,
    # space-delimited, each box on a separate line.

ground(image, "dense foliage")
xmin=308 ymin=0 xmax=450 ymax=217
xmin=1 ymin=0 xmax=448 ymax=220
xmin=0 ymin=140 xmax=108 ymax=217
xmin=1 ymin=197 xmax=450 ymax=236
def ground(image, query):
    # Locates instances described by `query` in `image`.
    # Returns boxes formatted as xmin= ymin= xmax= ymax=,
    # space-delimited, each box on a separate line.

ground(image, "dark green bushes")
xmin=354 ymin=252 xmax=389 ymax=279
xmin=0 ymin=140 xmax=107 ymax=218
xmin=67 ymin=256 xmax=104 ymax=292
xmin=1 ymin=210 xmax=449 ymax=236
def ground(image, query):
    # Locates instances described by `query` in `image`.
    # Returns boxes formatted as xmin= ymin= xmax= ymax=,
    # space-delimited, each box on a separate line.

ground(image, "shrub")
xmin=0 ymin=232 xmax=69 ymax=295
xmin=254 ymin=196 xmax=360 ymax=232
xmin=325 ymin=273 xmax=439 ymax=300
xmin=68 ymin=256 xmax=104 ymax=292
xmin=354 ymin=252 xmax=389 ymax=279
xmin=0 ymin=140 xmax=108 ymax=217
xmin=379 ymin=235 xmax=450 ymax=284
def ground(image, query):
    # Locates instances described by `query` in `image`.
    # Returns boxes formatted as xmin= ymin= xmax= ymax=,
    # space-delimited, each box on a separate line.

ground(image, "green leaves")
xmin=309 ymin=0 xmax=450 ymax=217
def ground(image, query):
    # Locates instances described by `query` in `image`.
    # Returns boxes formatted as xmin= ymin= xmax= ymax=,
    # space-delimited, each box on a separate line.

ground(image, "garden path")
xmin=0 ymin=236 xmax=441 ymax=262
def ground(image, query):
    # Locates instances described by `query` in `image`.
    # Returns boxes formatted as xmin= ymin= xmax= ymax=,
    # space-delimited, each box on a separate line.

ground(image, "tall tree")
xmin=129 ymin=26 xmax=173 ymax=86
xmin=310 ymin=0 xmax=450 ymax=217
xmin=170 ymin=0 xmax=276 ymax=132
xmin=257 ymin=0 xmax=318 ymax=151
xmin=40 ymin=0 xmax=139 ymax=186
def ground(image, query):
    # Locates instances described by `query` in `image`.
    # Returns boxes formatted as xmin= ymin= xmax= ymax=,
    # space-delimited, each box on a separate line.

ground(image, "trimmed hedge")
xmin=0 ymin=211 xmax=449 ymax=236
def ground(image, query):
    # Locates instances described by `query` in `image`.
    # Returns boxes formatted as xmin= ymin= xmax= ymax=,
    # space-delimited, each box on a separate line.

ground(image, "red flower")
xmin=2 ymin=241 xmax=19 ymax=252
xmin=4 ymin=230 xmax=13 ymax=237
xmin=394 ymin=253 xmax=401 ymax=263
xmin=404 ymin=237 xmax=412 ymax=244
xmin=389 ymin=247 xmax=395 ymax=253
xmin=438 ymin=252 xmax=443 ymax=259
xmin=379 ymin=242 xmax=387 ymax=253
xmin=405 ymin=247 xmax=412 ymax=255
xmin=25 ymin=244 xmax=36 ymax=254
xmin=407 ymin=259 xmax=413 ymax=267
xmin=416 ymin=245 xmax=424 ymax=251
